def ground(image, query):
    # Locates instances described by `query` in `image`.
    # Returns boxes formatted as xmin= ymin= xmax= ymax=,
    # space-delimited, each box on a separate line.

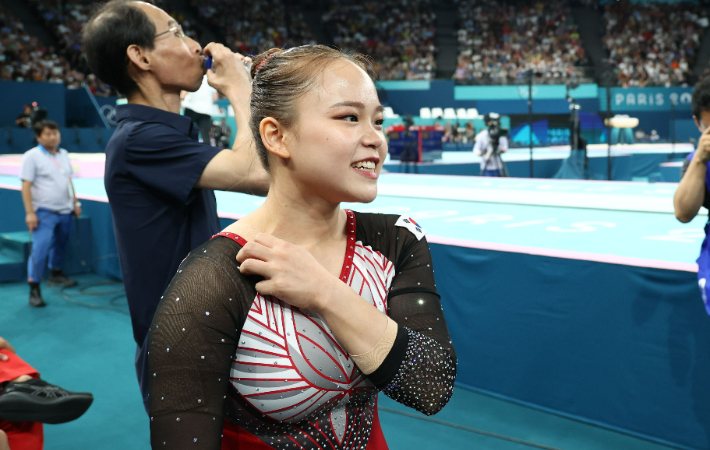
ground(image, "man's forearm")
xmin=225 ymin=91 xmax=251 ymax=153
xmin=70 ymin=180 xmax=78 ymax=204
xmin=195 ymin=92 xmax=270 ymax=195
xmin=674 ymin=158 xmax=707 ymax=223
xmin=21 ymin=183 xmax=34 ymax=214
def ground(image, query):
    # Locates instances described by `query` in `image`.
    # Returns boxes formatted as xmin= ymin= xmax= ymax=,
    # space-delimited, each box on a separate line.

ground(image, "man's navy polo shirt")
xmin=105 ymin=104 xmax=221 ymax=346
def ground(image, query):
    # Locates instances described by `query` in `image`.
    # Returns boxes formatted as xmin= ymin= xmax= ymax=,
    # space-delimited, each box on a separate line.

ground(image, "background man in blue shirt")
xmin=674 ymin=76 xmax=710 ymax=314
xmin=82 ymin=0 xmax=269 ymax=410
xmin=19 ymin=120 xmax=82 ymax=308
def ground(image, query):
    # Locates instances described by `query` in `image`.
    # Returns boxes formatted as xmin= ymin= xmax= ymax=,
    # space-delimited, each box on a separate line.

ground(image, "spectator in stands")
xmin=0 ymin=6 xmax=52 ymax=84
xmin=322 ymin=0 xmax=437 ymax=81
xmin=213 ymin=117 xmax=232 ymax=148
xmin=674 ymin=76 xmax=710 ymax=314
xmin=86 ymin=74 xmax=111 ymax=97
xmin=634 ymin=127 xmax=647 ymax=142
xmin=194 ymin=0 xmax=316 ymax=56
xmin=19 ymin=120 xmax=81 ymax=308
xmin=464 ymin=121 xmax=476 ymax=143
xmin=603 ymin=0 xmax=708 ymax=87
xmin=82 ymin=0 xmax=269 ymax=413
xmin=650 ymin=130 xmax=660 ymax=142
xmin=15 ymin=105 xmax=32 ymax=128
xmin=455 ymin=0 xmax=586 ymax=84
xmin=0 ymin=335 xmax=93 ymax=450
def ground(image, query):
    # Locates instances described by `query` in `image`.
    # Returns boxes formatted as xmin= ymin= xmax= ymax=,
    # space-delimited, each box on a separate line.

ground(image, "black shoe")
xmin=0 ymin=378 xmax=93 ymax=424
xmin=47 ymin=269 xmax=77 ymax=288
xmin=29 ymin=283 xmax=46 ymax=308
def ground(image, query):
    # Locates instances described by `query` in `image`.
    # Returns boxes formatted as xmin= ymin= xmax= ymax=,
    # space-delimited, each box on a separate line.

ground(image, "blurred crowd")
xmin=321 ymin=0 xmax=437 ymax=80
xmin=6 ymin=0 xmax=710 ymax=92
xmin=454 ymin=0 xmax=587 ymax=84
xmin=603 ymin=0 xmax=708 ymax=87
xmin=0 ymin=0 xmax=200 ymax=95
xmin=0 ymin=5 xmax=87 ymax=89
xmin=194 ymin=0 xmax=316 ymax=55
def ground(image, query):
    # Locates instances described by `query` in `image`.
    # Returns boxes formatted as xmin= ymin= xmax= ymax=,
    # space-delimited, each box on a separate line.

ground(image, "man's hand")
xmin=694 ymin=126 xmax=710 ymax=164
xmin=203 ymin=43 xmax=252 ymax=105
xmin=0 ymin=336 xmax=16 ymax=361
xmin=74 ymin=204 xmax=82 ymax=218
xmin=25 ymin=212 xmax=38 ymax=232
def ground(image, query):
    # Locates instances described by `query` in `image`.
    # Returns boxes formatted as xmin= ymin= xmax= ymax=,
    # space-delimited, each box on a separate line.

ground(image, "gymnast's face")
xmin=278 ymin=60 xmax=386 ymax=205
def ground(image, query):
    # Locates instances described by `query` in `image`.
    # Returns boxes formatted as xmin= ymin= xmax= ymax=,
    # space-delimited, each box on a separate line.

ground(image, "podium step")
xmin=0 ymin=247 xmax=24 ymax=282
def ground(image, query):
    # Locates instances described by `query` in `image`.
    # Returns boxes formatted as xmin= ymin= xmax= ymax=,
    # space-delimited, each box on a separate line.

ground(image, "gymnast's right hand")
xmin=203 ymin=43 xmax=252 ymax=105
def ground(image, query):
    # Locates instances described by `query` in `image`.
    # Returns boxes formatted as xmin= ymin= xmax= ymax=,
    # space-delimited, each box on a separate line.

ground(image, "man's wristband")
xmin=74 ymin=201 xmax=81 ymax=207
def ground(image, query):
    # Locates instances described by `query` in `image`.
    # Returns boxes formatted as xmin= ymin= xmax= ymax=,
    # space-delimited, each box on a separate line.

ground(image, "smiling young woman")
xmin=147 ymin=45 xmax=457 ymax=450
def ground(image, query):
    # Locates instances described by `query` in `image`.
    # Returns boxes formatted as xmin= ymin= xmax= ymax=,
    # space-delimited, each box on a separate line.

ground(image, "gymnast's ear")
xmin=259 ymin=117 xmax=291 ymax=161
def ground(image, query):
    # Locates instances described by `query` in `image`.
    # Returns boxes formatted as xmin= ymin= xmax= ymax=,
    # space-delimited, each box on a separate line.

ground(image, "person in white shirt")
xmin=474 ymin=114 xmax=508 ymax=177
xmin=182 ymin=75 xmax=218 ymax=142
xmin=19 ymin=120 xmax=82 ymax=307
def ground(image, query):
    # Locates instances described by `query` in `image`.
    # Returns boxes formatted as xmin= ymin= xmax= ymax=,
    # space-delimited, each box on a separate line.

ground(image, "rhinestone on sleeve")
xmin=381 ymin=328 xmax=456 ymax=416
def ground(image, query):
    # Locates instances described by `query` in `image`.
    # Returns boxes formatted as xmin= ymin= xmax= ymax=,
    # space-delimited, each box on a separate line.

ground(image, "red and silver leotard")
xmin=148 ymin=211 xmax=457 ymax=449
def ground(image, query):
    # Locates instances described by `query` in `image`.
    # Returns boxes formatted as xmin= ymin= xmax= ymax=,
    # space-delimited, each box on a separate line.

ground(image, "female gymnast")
xmin=148 ymin=44 xmax=457 ymax=449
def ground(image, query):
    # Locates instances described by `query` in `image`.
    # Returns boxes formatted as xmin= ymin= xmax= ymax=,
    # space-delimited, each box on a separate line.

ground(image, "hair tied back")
xmin=255 ymin=53 xmax=276 ymax=72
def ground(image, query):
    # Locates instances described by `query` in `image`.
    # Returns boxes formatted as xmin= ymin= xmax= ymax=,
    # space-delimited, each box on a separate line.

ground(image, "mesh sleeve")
xmin=148 ymin=244 xmax=250 ymax=449
xmin=375 ymin=223 xmax=457 ymax=416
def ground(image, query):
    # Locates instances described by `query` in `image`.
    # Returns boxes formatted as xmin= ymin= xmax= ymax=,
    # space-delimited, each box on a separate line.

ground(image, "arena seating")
xmin=602 ymin=0 xmax=709 ymax=87
xmin=0 ymin=5 xmax=69 ymax=85
xmin=193 ymin=0 xmax=316 ymax=56
xmin=454 ymin=0 xmax=588 ymax=85
xmin=321 ymin=0 xmax=437 ymax=81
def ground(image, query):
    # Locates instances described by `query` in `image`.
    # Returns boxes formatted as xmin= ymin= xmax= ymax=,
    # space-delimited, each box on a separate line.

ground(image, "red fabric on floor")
xmin=0 ymin=421 xmax=43 ymax=450
xmin=0 ymin=350 xmax=44 ymax=450
xmin=0 ymin=351 xmax=39 ymax=383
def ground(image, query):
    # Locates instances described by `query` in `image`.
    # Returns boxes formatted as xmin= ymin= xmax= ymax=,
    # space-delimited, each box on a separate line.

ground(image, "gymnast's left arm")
xmin=366 ymin=229 xmax=457 ymax=416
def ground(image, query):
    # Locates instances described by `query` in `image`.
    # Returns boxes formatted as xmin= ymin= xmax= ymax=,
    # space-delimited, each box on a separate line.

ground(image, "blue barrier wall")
xmin=430 ymin=243 xmax=710 ymax=450
xmin=676 ymin=119 xmax=701 ymax=143
xmin=375 ymin=82 xmax=693 ymax=141
xmin=0 ymin=81 xmax=66 ymax=127
xmin=0 ymin=81 xmax=111 ymax=129
xmin=0 ymin=80 xmax=696 ymax=144
xmin=0 ymin=188 xmax=121 ymax=279
xmin=65 ymin=87 xmax=111 ymax=128
xmin=599 ymin=87 xmax=694 ymax=112
xmin=0 ymin=127 xmax=115 ymax=155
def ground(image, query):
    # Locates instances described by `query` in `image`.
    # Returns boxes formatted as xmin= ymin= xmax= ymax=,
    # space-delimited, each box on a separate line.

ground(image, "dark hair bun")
xmin=251 ymin=48 xmax=283 ymax=79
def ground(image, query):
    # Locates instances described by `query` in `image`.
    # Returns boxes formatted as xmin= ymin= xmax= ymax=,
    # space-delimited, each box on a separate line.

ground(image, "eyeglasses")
xmin=154 ymin=24 xmax=185 ymax=40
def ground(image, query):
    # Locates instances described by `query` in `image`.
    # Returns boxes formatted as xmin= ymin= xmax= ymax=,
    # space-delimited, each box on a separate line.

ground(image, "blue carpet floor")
xmin=0 ymin=274 xmax=678 ymax=449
